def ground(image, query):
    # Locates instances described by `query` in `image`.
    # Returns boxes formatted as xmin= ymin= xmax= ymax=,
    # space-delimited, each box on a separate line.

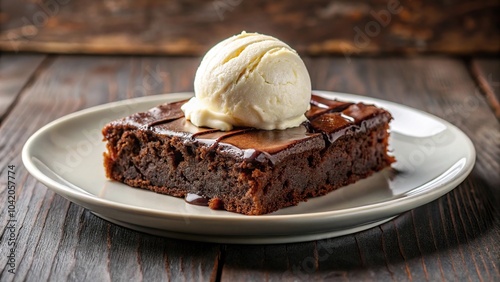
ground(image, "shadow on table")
xmin=217 ymin=172 xmax=499 ymax=280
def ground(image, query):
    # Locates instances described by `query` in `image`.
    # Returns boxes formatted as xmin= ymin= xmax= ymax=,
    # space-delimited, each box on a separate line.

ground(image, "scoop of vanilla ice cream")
xmin=181 ymin=32 xmax=311 ymax=131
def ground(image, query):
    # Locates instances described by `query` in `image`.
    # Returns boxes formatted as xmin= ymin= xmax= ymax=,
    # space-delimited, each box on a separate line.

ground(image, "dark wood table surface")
xmin=0 ymin=53 xmax=499 ymax=281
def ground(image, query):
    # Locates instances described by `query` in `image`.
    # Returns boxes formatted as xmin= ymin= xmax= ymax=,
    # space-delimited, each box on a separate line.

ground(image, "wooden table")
xmin=0 ymin=54 xmax=499 ymax=281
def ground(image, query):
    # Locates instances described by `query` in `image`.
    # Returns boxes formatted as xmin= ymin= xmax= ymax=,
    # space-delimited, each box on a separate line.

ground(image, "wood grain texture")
xmin=0 ymin=55 xmax=219 ymax=281
xmin=0 ymin=0 xmax=498 ymax=55
xmin=470 ymin=58 xmax=500 ymax=118
xmin=0 ymin=55 xmax=499 ymax=281
xmin=0 ymin=54 xmax=46 ymax=120
xmin=219 ymin=57 xmax=500 ymax=281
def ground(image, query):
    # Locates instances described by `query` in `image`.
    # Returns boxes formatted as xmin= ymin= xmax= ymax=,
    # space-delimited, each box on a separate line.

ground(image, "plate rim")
xmin=22 ymin=91 xmax=476 ymax=224
xmin=96 ymin=214 xmax=398 ymax=244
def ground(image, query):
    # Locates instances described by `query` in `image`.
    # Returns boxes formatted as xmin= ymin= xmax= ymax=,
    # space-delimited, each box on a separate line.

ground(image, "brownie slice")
xmin=102 ymin=95 xmax=394 ymax=215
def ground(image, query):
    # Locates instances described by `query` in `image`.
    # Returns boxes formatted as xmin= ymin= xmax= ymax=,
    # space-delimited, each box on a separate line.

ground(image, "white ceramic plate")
xmin=22 ymin=91 xmax=476 ymax=244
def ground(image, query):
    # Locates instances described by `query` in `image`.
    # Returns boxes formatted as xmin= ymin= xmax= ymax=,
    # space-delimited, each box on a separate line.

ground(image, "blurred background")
xmin=1 ymin=0 xmax=499 ymax=56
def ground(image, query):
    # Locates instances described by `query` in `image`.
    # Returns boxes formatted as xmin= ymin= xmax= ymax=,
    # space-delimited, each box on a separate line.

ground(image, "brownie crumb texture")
xmin=102 ymin=96 xmax=394 ymax=215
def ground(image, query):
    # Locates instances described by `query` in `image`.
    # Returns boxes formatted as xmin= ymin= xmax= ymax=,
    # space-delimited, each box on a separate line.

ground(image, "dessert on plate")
xmin=102 ymin=32 xmax=394 ymax=215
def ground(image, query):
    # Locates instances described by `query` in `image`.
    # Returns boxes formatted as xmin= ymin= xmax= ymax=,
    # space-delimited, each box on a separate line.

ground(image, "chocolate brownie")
xmin=102 ymin=94 xmax=394 ymax=215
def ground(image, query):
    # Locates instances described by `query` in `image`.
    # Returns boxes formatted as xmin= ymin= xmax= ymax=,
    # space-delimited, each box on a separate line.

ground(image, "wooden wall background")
xmin=0 ymin=0 xmax=499 ymax=56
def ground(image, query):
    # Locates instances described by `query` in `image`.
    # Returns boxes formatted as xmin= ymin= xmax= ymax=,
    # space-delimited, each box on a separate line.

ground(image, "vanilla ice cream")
xmin=181 ymin=31 xmax=311 ymax=131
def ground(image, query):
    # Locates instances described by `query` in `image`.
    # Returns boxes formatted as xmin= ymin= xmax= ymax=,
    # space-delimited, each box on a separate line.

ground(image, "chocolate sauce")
xmin=185 ymin=193 xmax=210 ymax=206
xmin=145 ymin=100 xmax=187 ymax=128
xmin=118 ymin=94 xmax=390 ymax=164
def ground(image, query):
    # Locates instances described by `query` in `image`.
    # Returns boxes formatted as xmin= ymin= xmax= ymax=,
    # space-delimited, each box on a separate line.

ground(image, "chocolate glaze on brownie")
xmin=103 ymin=94 xmax=394 ymax=215
xmin=114 ymin=95 xmax=386 ymax=164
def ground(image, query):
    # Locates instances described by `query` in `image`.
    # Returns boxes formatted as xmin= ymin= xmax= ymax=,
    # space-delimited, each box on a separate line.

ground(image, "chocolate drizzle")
xmin=198 ymin=128 xmax=257 ymax=150
xmin=184 ymin=193 xmax=209 ymax=206
xmin=145 ymin=100 xmax=187 ymax=128
xmin=120 ymin=94 xmax=391 ymax=164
